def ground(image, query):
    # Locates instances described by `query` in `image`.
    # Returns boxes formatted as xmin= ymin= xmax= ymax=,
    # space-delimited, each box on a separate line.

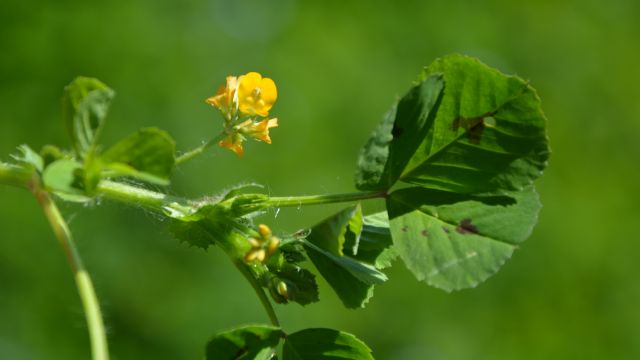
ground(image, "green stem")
xmin=96 ymin=180 xmax=187 ymax=210
xmin=175 ymin=132 xmax=227 ymax=165
xmin=2 ymin=164 xmax=385 ymax=214
xmin=265 ymin=190 xmax=386 ymax=208
xmin=233 ymin=261 xmax=280 ymax=327
xmin=0 ymin=163 xmax=384 ymax=331
xmin=30 ymin=181 xmax=109 ymax=360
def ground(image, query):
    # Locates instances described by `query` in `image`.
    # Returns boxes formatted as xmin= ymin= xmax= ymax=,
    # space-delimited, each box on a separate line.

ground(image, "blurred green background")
xmin=1 ymin=0 xmax=639 ymax=359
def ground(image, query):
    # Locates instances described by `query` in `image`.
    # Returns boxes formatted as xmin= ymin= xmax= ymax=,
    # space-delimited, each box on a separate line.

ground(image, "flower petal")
xmin=219 ymin=134 xmax=245 ymax=157
xmin=245 ymin=118 xmax=278 ymax=144
xmin=259 ymin=77 xmax=277 ymax=106
xmin=237 ymin=72 xmax=278 ymax=117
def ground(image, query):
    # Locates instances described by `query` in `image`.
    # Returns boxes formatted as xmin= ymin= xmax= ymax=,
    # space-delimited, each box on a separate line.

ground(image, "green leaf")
xmin=283 ymin=328 xmax=374 ymax=360
xmin=305 ymin=241 xmax=387 ymax=284
xmin=276 ymin=236 xmax=308 ymax=262
xmin=169 ymin=219 xmax=216 ymax=250
xmin=307 ymin=204 xmax=360 ymax=257
xmin=354 ymin=106 xmax=395 ymax=190
xmin=101 ymin=128 xmax=176 ymax=185
xmin=386 ymin=186 xmax=541 ymax=291
xmin=40 ymin=159 xmax=92 ymax=202
xmin=354 ymin=73 xmax=444 ymax=191
xmin=42 ymin=159 xmax=83 ymax=194
xmin=384 ymin=74 xmax=445 ymax=188
xmin=11 ymin=144 xmax=44 ymax=172
xmin=62 ymin=77 xmax=115 ymax=155
xmin=205 ymin=325 xmax=283 ymax=360
xmin=355 ymin=54 xmax=549 ymax=194
xmin=262 ymin=240 xmax=319 ymax=306
xmin=340 ymin=205 xmax=364 ymax=256
xmin=304 ymin=206 xmax=390 ymax=309
xmin=401 ymin=54 xmax=549 ymax=193
xmin=170 ymin=212 xmax=245 ymax=254
xmin=40 ymin=145 xmax=65 ymax=169
xmin=348 ymin=212 xmax=397 ymax=269
xmin=265 ymin=266 xmax=319 ymax=306
xmin=168 ymin=199 xmax=255 ymax=258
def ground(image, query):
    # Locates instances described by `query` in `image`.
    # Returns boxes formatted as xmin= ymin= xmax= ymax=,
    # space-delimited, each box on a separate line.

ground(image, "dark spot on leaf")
xmin=401 ymin=226 xmax=408 ymax=232
xmin=391 ymin=124 xmax=404 ymax=138
xmin=443 ymin=227 xmax=450 ymax=234
xmin=456 ymin=218 xmax=479 ymax=235
xmin=451 ymin=111 xmax=496 ymax=144
xmin=451 ymin=117 xmax=464 ymax=130
xmin=421 ymin=229 xmax=429 ymax=237
xmin=468 ymin=120 xmax=485 ymax=145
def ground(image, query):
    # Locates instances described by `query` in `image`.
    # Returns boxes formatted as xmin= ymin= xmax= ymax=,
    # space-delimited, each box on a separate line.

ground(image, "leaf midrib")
xmin=401 ymin=82 xmax=529 ymax=181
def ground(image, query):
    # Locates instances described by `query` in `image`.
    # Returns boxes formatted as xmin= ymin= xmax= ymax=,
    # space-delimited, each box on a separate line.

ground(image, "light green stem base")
xmin=76 ymin=271 xmax=109 ymax=360
xmin=31 ymin=181 xmax=109 ymax=360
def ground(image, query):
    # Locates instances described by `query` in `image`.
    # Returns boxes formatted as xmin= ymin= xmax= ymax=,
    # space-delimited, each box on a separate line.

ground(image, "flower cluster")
xmin=244 ymin=224 xmax=280 ymax=263
xmin=206 ymin=72 xmax=278 ymax=157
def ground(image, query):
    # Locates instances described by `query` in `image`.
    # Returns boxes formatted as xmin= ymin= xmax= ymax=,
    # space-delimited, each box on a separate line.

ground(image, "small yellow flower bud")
xmin=267 ymin=237 xmax=280 ymax=256
xmin=258 ymin=224 xmax=272 ymax=238
xmin=206 ymin=76 xmax=239 ymax=118
xmin=277 ymin=281 xmax=288 ymax=299
xmin=255 ymin=249 xmax=266 ymax=262
xmin=248 ymin=237 xmax=261 ymax=248
xmin=244 ymin=250 xmax=259 ymax=263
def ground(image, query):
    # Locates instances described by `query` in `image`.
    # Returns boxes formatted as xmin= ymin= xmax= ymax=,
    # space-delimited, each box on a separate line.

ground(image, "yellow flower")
xmin=207 ymin=72 xmax=279 ymax=157
xmin=237 ymin=72 xmax=277 ymax=117
xmin=206 ymin=76 xmax=238 ymax=117
xmin=242 ymin=118 xmax=279 ymax=144
xmin=218 ymin=133 xmax=245 ymax=158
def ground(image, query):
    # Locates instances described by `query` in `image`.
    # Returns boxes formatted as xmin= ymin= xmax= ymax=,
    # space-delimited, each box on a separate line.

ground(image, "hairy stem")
xmin=265 ymin=190 xmax=386 ymax=208
xmin=175 ymin=132 xmax=227 ymax=165
xmin=96 ymin=179 xmax=188 ymax=210
xmin=30 ymin=181 xmax=109 ymax=360
xmin=1 ymin=163 xmax=385 ymax=214
xmin=234 ymin=261 xmax=280 ymax=327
